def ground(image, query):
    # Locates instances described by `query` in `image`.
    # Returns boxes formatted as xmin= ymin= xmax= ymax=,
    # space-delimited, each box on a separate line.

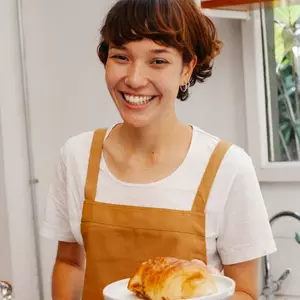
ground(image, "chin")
xmin=120 ymin=113 xmax=154 ymax=129
xmin=122 ymin=118 xmax=152 ymax=129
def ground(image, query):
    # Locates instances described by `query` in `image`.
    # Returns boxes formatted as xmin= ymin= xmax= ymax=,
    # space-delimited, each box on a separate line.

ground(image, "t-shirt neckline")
xmin=100 ymin=123 xmax=196 ymax=187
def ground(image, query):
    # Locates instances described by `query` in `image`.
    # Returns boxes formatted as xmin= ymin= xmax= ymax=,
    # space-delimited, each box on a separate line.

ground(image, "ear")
xmin=181 ymin=55 xmax=197 ymax=85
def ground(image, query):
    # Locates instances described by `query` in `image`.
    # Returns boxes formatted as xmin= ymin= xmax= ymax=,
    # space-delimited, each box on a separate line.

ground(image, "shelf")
xmin=201 ymin=0 xmax=300 ymax=20
xmin=201 ymin=0 xmax=300 ymax=9
xmin=202 ymin=8 xmax=250 ymax=20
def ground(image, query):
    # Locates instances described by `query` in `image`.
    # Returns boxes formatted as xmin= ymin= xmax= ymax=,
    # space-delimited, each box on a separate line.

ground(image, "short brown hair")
xmin=97 ymin=0 xmax=222 ymax=101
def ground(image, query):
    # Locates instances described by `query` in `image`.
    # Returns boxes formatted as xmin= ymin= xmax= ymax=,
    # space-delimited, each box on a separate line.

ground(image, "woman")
xmin=41 ymin=0 xmax=277 ymax=299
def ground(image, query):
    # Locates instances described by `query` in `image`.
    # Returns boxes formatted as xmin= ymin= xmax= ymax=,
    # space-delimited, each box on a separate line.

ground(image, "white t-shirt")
xmin=40 ymin=124 xmax=277 ymax=270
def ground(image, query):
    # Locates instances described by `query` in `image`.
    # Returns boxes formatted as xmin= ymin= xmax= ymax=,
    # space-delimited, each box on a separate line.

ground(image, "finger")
xmin=206 ymin=266 xmax=220 ymax=274
xmin=191 ymin=259 xmax=206 ymax=267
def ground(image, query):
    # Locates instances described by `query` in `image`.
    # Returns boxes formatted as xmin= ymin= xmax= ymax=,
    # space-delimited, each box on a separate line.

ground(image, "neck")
xmin=118 ymin=117 xmax=187 ymax=155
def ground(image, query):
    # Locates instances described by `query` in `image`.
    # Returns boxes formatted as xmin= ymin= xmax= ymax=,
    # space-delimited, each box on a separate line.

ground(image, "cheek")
xmin=105 ymin=69 xmax=112 ymax=87
xmin=153 ymin=73 xmax=181 ymax=97
xmin=105 ymin=62 xmax=121 ymax=88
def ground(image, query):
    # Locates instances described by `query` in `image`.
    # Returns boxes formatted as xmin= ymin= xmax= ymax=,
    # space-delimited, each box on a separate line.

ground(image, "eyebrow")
xmin=110 ymin=45 xmax=127 ymax=51
xmin=110 ymin=45 xmax=173 ymax=55
xmin=150 ymin=49 xmax=172 ymax=55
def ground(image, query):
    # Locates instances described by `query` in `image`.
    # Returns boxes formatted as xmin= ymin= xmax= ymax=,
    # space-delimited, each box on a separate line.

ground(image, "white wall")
xmin=1 ymin=0 xmax=299 ymax=299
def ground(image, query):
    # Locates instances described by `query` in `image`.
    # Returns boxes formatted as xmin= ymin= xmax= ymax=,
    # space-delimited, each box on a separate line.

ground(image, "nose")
xmin=125 ymin=62 xmax=148 ymax=89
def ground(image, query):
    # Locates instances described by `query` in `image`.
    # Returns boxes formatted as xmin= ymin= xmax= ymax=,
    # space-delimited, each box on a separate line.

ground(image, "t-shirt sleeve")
xmin=217 ymin=151 xmax=277 ymax=265
xmin=40 ymin=146 xmax=77 ymax=242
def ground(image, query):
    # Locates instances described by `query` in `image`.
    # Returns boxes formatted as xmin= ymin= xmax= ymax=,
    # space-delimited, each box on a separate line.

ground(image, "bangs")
xmin=100 ymin=0 xmax=188 ymax=51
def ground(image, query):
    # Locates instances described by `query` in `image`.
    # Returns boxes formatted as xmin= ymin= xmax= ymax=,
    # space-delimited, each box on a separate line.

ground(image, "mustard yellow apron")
xmin=80 ymin=128 xmax=231 ymax=299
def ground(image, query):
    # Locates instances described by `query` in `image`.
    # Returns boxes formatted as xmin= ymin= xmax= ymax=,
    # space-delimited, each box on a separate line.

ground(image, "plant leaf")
xmin=296 ymin=232 xmax=300 ymax=244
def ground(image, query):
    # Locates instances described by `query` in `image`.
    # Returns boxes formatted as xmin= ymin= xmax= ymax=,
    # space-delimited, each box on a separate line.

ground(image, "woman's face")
xmin=105 ymin=39 xmax=195 ymax=128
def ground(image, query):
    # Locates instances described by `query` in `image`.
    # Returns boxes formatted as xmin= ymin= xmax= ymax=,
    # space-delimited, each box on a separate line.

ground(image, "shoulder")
xmin=61 ymin=131 xmax=95 ymax=160
xmin=191 ymin=125 xmax=254 ymax=178
xmin=60 ymin=127 xmax=110 ymax=165
xmin=62 ymin=125 xmax=114 ymax=156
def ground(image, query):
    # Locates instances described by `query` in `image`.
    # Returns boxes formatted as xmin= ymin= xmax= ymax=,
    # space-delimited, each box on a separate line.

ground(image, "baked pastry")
xmin=127 ymin=257 xmax=218 ymax=299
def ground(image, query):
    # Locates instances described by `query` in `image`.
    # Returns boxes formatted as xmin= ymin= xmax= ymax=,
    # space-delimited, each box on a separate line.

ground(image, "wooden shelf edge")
xmin=202 ymin=8 xmax=251 ymax=19
xmin=201 ymin=0 xmax=271 ymax=9
xmin=201 ymin=0 xmax=300 ymax=9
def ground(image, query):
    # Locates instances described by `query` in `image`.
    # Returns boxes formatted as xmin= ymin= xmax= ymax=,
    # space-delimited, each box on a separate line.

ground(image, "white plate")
xmin=103 ymin=274 xmax=235 ymax=300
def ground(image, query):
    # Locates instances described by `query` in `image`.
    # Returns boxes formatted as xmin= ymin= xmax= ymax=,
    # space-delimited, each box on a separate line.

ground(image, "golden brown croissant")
xmin=128 ymin=257 xmax=218 ymax=299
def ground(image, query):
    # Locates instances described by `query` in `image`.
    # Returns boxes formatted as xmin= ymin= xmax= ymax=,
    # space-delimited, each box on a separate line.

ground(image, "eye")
xmin=111 ymin=55 xmax=128 ymax=61
xmin=151 ymin=59 xmax=168 ymax=65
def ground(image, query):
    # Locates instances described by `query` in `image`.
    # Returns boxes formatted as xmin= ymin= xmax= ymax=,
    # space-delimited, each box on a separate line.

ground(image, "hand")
xmin=191 ymin=259 xmax=221 ymax=274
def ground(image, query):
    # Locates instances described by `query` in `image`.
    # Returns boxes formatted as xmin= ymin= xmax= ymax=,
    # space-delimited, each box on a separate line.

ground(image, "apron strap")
xmin=192 ymin=140 xmax=232 ymax=212
xmin=84 ymin=128 xmax=107 ymax=201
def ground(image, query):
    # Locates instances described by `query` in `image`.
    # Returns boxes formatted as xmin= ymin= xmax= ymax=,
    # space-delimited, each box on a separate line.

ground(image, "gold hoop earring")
xmin=180 ymin=81 xmax=190 ymax=93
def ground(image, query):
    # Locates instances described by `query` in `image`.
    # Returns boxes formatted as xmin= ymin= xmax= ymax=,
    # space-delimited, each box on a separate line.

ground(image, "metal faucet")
xmin=0 ymin=281 xmax=12 ymax=300
xmin=262 ymin=211 xmax=300 ymax=299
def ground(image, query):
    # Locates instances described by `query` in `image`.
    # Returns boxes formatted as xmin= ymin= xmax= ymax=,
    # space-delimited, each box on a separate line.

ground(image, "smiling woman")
xmin=40 ymin=0 xmax=277 ymax=300
xmin=97 ymin=0 xmax=220 ymax=128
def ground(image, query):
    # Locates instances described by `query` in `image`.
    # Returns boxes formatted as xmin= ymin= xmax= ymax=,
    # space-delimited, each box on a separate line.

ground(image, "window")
xmin=242 ymin=5 xmax=300 ymax=182
xmin=263 ymin=4 xmax=300 ymax=162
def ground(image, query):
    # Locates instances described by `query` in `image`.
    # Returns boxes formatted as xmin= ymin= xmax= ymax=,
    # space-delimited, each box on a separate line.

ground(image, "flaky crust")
xmin=128 ymin=257 xmax=218 ymax=299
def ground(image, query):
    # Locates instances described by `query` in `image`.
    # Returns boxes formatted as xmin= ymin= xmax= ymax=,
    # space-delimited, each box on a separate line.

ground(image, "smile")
xmin=122 ymin=93 xmax=155 ymax=106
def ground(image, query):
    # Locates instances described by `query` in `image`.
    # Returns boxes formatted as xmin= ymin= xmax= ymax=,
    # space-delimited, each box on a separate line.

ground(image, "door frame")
xmin=0 ymin=0 xmax=42 ymax=299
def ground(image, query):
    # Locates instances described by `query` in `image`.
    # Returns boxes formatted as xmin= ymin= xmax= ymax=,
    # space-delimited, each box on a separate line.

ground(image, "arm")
xmin=216 ymin=148 xmax=277 ymax=300
xmin=230 ymin=293 xmax=254 ymax=300
xmin=224 ymin=259 xmax=259 ymax=300
xmin=40 ymin=145 xmax=86 ymax=299
xmin=52 ymin=241 xmax=85 ymax=300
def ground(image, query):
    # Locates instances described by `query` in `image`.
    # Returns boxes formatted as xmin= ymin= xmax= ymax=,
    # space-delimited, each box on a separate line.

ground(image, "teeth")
xmin=124 ymin=93 xmax=153 ymax=105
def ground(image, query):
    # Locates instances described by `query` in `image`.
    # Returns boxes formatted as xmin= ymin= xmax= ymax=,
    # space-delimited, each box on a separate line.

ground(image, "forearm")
xmin=52 ymin=260 xmax=84 ymax=300
xmin=230 ymin=291 xmax=255 ymax=300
